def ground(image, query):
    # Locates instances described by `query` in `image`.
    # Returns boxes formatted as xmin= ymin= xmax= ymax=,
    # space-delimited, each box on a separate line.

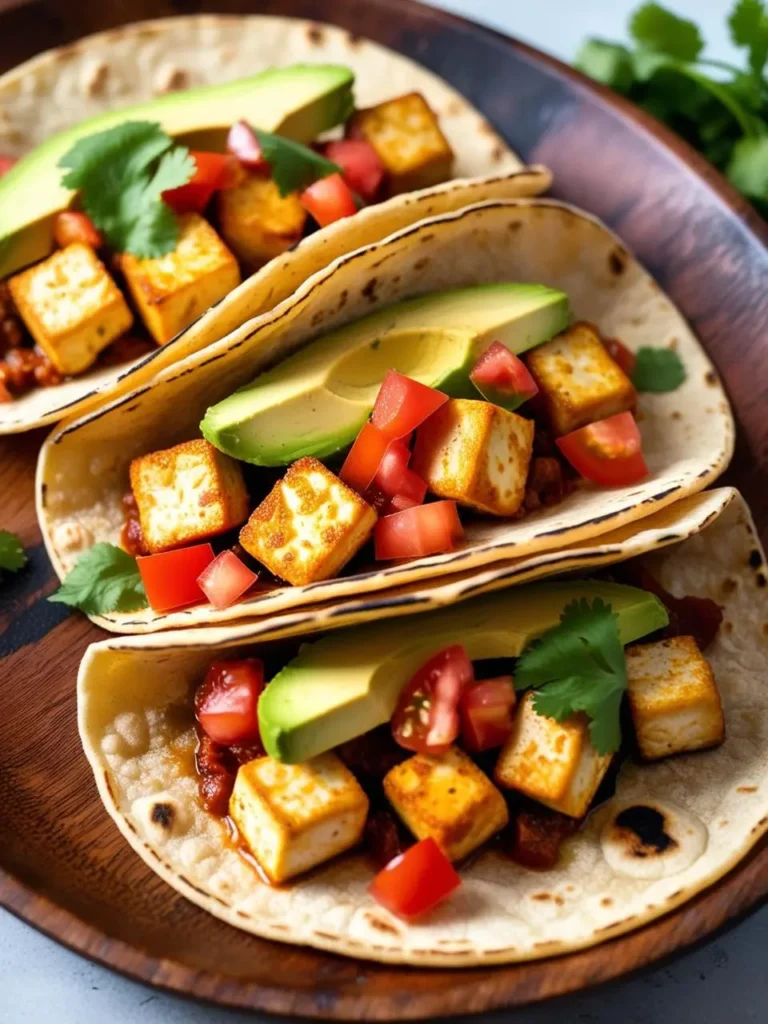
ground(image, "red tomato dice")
xmin=556 ymin=411 xmax=648 ymax=486
xmin=299 ymin=172 xmax=358 ymax=226
xmin=227 ymin=120 xmax=268 ymax=170
xmin=53 ymin=211 xmax=102 ymax=249
xmin=197 ymin=549 xmax=258 ymax=610
xmin=392 ymin=644 xmax=474 ymax=753
xmin=460 ymin=677 xmax=516 ymax=752
xmin=372 ymin=371 xmax=448 ymax=439
xmin=194 ymin=658 xmax=264 ymax=745
xmin=604 ymin=338 xmax=637 ymax=377
xmin=369 ymin=838 xmax=461 ymax=919
xmin=372 ymin=439 xmax=427 ymax=508
xmin=374 ymin=501 xmax=463 ymax=561
xmin=162 ymin=151 xmax=240 ymax=214
xmin=388 ymin=493 xmax=422 ymax=513
xmin=0 ymin=155 xmax=17 ymax=177
xmin=137 ymin=543 xmax=215 ymax=613
xmin=340 ymin=422 xmax=393 ymax=494
xmin=322 ymin=139 xmax=385 ymax=202
xmin=470 ymin=341 xmax=539 ymax=411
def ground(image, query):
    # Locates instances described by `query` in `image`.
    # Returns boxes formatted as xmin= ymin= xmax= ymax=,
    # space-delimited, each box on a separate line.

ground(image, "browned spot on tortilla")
xmin=311 ymin=310 xmax=325 ymax=326
xmin=609 ymin=248 xmax=627 ymax=276
xmin=508 ymin=220 xmax=522 ymax=233
xmin=601 ymin=897 xmax=613 ymax=907
xmin=668 ymin=337 xmax=679 ymax=350
xmin=532 ymin=892 xmax=552 ymax=901
xmin=362 ymin=278 xmax=378 ymax=302
xmin=345 ymin=31 xmax=362 ymax=48
xmin=763 ymin=622 xmax=768 ymax=636
xmin=235 ymin=910 xmax=250 ymax=919
xmin=738 ymin=786 xmax=757 ymax=793
xmin=150 ymin=802 xmax=174 ymax=829
xmin=478 ymin=120 xmax=495 ymax=136
xmin=492 ymin=143 xmax=505 ymax=163
xmin=723 ymin=620 xmax=733 ymax=634
xmin=758 ymin=572 xmax=767 ymax=588
xmin=420 ymin=233 xmax=435 ymax=244
xmin=414 ymin=257 xmax=429 ymax=271
xmin=666 ymin=889 xmax=683 ymax=901
xmin=365 ymin=912 xmax=400 ymax=935
xmin=671 ymin=411 xmax=682 ymax=420
xmin=307 ymin=24 xmax=324 ymax=44
xmin=596 ymin=915 xmax=637 ymax=934
xmin=705 ymin=370 xmax=717 ymax=387
xmin=445 ymin=99 xmax=463 ymax=117
xmin=749 ymin=549 xmax=763 ymax=569
xmin=338 ymin=289 xmax=348 ymax=310
xmin=533 ymin=940 xmax=560 ymax=950
xmin=722 ymin=577 xmax=738 ymax=594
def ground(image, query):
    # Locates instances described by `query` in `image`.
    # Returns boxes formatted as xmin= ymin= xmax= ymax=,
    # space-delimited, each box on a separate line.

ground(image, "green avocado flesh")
xmin=0 ymin=64 xmax=354 ymax=279
xmin=201 ymin=283 xmax=569 ymax=465
xmin=258 ymin=581 xmax=668 ymax=763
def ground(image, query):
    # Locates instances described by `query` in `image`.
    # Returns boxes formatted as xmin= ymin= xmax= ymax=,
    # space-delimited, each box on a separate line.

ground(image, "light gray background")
xmin=2 ymin=2 xmax=764 ymax=1021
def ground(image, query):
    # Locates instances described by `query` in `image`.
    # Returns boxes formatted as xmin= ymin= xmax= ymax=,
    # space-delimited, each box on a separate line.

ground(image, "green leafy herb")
xmin=49 ymin=543 xmax=147 ymax=614
xmin=59 ymin=122 xmax=195 ymax=258
xmin=515 ymin=599 xmax=628 ymax=754
xmin=631 ymin=347 xmax=686 ymax=391
xmin=574 ymin=40 xmax=636 ymax=93
xmin=729 ymin=0 xmax=768 ymax=79
xmin=252 ymin=129 xmax=341 ymax=196
xmin=629 ymin=3 xmax=704 ymax=61
xmin=0 ymin=530 xmax=27 ymax=572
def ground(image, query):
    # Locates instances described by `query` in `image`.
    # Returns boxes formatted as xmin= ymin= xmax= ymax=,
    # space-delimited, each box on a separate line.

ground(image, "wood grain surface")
xmin=1 ymin=0 xmax=768 ymax=1017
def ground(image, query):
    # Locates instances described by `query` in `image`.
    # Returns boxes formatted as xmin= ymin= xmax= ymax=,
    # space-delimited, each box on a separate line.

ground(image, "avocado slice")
xmin=0 ymin=64 xmax=354 ymax=279
xmin=258 ymin=580 xmax=668 ymax=763
xmin=201 ymin=283 xmax=569 ymax=465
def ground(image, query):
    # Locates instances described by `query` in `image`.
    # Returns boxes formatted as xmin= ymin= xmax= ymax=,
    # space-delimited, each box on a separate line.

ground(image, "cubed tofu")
xmin=8 ymin=243 xmax=133 ymax=375
xmin=411 ymin=398 xmax=534 ymax=516
xmin=383 ymin=746 xmax=509 ymax=862
xmin=348 ymin=92 xmax=454 ymax=196
xmin=130 ymin=438 xmax=249 ymax=553
xmin=239 ymin=457 xmax=376 ymax=586
xmin=121 ymin=213 xmax=240 ymax=345
xmin=229 ymin=753 xmax=369 ymax=883
xmin=217 ymin=173 xmax=307 ymax=269
xmin=626 ymin=636 xmax=725 ymax=760
xmin=526 ymin=322 xmax=636 ymax=436
xmin=495 ymin=692 xmax=613 ymax=818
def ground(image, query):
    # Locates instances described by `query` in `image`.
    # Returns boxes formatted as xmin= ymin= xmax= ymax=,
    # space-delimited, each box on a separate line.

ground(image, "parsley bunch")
xmin=576 ymin=1 xmax=768 ymax=214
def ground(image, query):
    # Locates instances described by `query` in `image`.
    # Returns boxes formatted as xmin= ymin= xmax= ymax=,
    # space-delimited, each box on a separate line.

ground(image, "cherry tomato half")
xmin=556 ymin=411 xmax=648 ymax=487
xmin=137 ymin=543 xmax=215 ymax=613
xmin=374 ymin=501 xmax=463 ymax=561
xmin=322 ymin=139 xmax=385 ymax=202
xmin=460 ymin=677 xmax=516 ymax=753
xmin=195 ymin=658 xmax=264 ymax=745
xmin=369 ymin=837 xmax=461 ymax=919
xmin=470 ymin=341 xmax=539 ymax=411
xmin=392 ymin=645 xmax=474 ymax=753
xmin=197 ymin=549 xmax=258 ymax=610
xmin=299 ymin=172 xmax=358 ymax=227
xmin=372 ymin=370 xmax=448 ymax=439
xmin=53 ymin=211 xmax=102 ymax=249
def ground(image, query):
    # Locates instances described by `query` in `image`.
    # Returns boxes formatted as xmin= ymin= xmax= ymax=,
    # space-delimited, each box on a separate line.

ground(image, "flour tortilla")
xmin=39 ymin=199 xmax=734 ymax=634
xmin=78 ymin=489 xmax=768 ymax=966
xmin=0 ymin=13 xmax=542 ymax=434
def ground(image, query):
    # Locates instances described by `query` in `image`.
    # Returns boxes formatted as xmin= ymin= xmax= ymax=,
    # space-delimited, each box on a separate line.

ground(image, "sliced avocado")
xmin=201 ymin=283 xmax=569 ymax=465
xmin=258 ymin=580 xmax=668 ymax=763
xmin=0 ymin=64 xmax=354 ymax=279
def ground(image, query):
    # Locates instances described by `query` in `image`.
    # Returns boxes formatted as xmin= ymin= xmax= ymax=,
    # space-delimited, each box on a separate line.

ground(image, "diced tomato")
xmin=137 ymin=543 xmax=215 ymax=612
xmin=470 ymin=341 xmax=538 ymax=411
xmin=604 ymin=338 xmax=637 ymax=377
xmin=460 ymin=677 xmax=516 ymax=752
xmin=391 ymin=645 xmax=474 ymax=753
xmin=299 ymin=172 xmax=358 ymax=227
xmin=195 ymin=658 xmax=264 ymax=745
xmin=53 ymin=211 xmax=102 ymax=249
xmin=388 ymin=493 xmax=422 ymax=513
xmin=227 ymin=120 xmax=268 ymax=170
xmin=374 ymin=501 xmax=463 ymax=561
xmin=556 ymin=411 xmax=648 ymax=487
xmin=340 ymin=422 xmax=393 ymax=494
xmin=372 ymin=371 xmax=448 ymax=439
xmin=372 ymin=440 xmax=427 ymax=509
xmin=369 ymin=838 xmax=461 ymax=919
xmin=162 ymin=151 xmax=241 ymax=214
xmin=322 ymin=139 xmax=385 ymax=202
xmin=197 ymin=549 xmax=258 ymax=610
xmin=0 ymin=156 xmax=17 ymax=177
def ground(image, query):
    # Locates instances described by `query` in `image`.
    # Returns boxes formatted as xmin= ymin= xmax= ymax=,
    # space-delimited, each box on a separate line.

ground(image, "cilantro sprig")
xmin=49 ymin=543 xmax=147 ymax=614
xmin=632 ymin=346 xmax=686 ymax=392
xmin=0 ymin=530 xmax=27 ymax=573
xmin=252 ymin=128 xmax=341 ymax=196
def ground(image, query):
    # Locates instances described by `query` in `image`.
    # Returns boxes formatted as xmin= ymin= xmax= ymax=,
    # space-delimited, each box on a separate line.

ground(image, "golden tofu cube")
xmin=626 ymin=636 xmax=725 ymax=760
xmin=130 ymin=438 xmax=249 ymax=553
xmin=217 ymin=172 xmax=307 ymax=269
xmin=8 ymin=243 xmax=133 ymax=376
xmin=526 ymin=322 xmax=636 ymax=436
xmin=348 ymin=91 xmax=454 ymax=195
xmin=411 ymin=398 xmax=534 ymax=516
xmin=239 ymin=457 xmax=376 ymax=586
xmin=121 ymin=213 xmax=241 ymax=345
xmin=383 ymin=746 xmax=509 ymax=862
xmin=229 ymin=753 xmax=369 ymax=883
xmin=495 ymin=692 xmax=613 ymax=818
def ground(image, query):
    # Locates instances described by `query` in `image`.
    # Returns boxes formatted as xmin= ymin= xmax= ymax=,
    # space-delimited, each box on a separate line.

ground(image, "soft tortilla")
xmin=78 ymin=489 xmax=768 ymax=965
xmin=39 ymin=199 xmax=734 ymax=634
xmin=0 ymin=13 xmax=543 ymax=434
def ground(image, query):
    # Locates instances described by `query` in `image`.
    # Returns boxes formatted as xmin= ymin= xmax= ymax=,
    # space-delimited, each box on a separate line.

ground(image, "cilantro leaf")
xmin=575 ymin=40 xmax=636 ymax=93
xmin=0 ymin=530 xmax=27 ymax=572
xmin=252 ymin=129 xmax=341 ymax=196
xmin=629 ymin=3 xmax=704 ymax=61
xmin=631 ymin=347 xmax=686 ymax=392
xmin=49 ymin=543 xmax=147 ymax=614
xmin=727 ymin=135 xmax=768 ymax=202
xmin=729 ymin=0 xmax=768 ymax=80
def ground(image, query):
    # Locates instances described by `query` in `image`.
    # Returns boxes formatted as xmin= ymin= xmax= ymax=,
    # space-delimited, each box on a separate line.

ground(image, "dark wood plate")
xmin=2 ymin=0 xmax=768 ymax=1017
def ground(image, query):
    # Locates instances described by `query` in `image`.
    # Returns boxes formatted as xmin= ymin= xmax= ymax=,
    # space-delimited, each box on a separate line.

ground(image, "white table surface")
xmin=2 ymin=2 xmax=764 ymax=1022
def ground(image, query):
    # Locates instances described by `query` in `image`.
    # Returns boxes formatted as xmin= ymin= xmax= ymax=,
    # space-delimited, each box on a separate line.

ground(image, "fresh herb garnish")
xmin=515 ymin=599 xmax=628 ymax=755
xmin=252 ymin=128 xmax=341 ymax=196
xmin=59 ymin=122 xmax=195 ymax=258
xmin=0 ymin=530 xmax=27 ymax=573
xmin=631 ymin=347 xmax=686 ymax=391
xmin=49 ymin=543 xmax=147 ymax=614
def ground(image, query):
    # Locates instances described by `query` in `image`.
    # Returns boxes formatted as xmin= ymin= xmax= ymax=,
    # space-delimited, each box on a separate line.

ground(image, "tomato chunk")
xmin=322 ymin=139 xmax=385 ymax=202
xmin=0 ymin=155 xmax=17 ymax=177
xmin=470 ymin=341 xmax=538 ymax=411
xmin=372 ymin=371 xmax=448 ymax=439
xmin=299 ymin=172 xmax=358 ymax=226
xmin=604 ymin=338 xmax=637 ymax=377
xmin=340 ymin=422 xmax=393 ymax=494
xmin=374 ymin=501 xmax=463 ymax=561
xmin=195 ymin=658 xmax=264 ymax=745
xmin=371 ymin=439 xmax=427 ymax=511
xmin=53 ymin=211 xmax=102 ymax=249
xmin=556 ymin=411 xmax=648 ymax=486
xmin=460 ymin=677 xmax=516 ymax=752
xmin=369 ymin=838 xmax=461 ymax=919
xmin=137 ymin=543 xmax=215 ymax=612
xmin=391 ymin=645 xmax=474 ymax=753
xmin=197 ymin=549 xmax=258 ymax=610
xmin=162 ymin=151 xmax=240 ymax=214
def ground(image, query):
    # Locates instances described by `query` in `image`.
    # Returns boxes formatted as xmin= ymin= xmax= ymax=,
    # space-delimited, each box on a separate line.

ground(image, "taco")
xmin=39 ymin=199 xmax=733 ymax=634
xmin=0 ymin=14 xmax=548 ymax=434
xmin=78 ymin=489 xmax=768 ymax=965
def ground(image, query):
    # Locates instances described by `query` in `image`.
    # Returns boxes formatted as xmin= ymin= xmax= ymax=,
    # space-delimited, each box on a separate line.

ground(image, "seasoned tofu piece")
xmin=348 ymin=92 xmax=454 ymax=196
xmin=526 ymin=322 xmax=636 ymax=436
xmin=239 ymin=457 xmax=376 ymax=586
xmin=217 ymin=173 xmax=307 ymax=269
xmin=495 ymin=692 xmax=613 ymax=818
xmin=8 ymin=243 xmax=133 ymax=375
xmin=626 ymin=636 xmax=725 ymax=760
xmin=121 ymin=213 xmax=240 ymax=345
xmin=383 ymin=746 xmax=509 ymax=862
xmin=411 ymin=398 xmax=534 ymax=516
xmin=229 ymin=753 xmax=369 ymax=883
xmin=130 ymin=439 xmax=249 ymax=553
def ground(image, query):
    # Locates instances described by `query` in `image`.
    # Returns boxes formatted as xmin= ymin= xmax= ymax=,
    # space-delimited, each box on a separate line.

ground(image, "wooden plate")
xmin=2 ymin=0 xmax=768 ymax=1017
